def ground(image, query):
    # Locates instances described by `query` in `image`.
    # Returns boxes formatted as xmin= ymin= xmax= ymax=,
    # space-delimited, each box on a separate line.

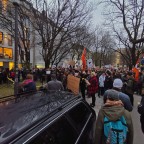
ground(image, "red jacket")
xmin=88 ymin=76 xmax=98 ymax=94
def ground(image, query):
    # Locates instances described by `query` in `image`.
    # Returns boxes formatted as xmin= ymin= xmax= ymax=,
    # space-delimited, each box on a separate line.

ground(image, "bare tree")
xmin=102 ymin=0 xmax=144 ymax=69
xmin=92 ymin=26 xmax=115 ymax=67
xmin=29 ymin=0 xmax=93 ymax=68
xmin=70 ymin=25 xmax=95 ymax=61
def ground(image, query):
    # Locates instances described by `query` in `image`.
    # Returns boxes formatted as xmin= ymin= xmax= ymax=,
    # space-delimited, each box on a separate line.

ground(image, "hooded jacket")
xmin=95 ymin=105 xmax=133 ymax=144
xmin=104 ymin=89 xmax=133 ymax=112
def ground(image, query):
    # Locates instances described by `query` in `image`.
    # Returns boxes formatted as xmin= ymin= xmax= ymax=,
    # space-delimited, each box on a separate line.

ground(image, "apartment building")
xmin=0 ymin=0 xmax=14 ymax=69
xmin=0 ymin=0 xmax=82 ymax=69
xmin=0 ymin=0 xmax=46 ymax=69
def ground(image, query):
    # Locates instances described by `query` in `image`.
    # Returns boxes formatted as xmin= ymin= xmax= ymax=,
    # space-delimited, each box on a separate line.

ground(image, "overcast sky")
xmin=90 ymin=0 xmax=104 ymax=28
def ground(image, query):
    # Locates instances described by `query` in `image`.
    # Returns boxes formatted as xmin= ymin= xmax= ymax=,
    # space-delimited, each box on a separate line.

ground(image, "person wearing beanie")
xmin=104 ymin=78 xmax=133 ymax=112
xmin=95 ymin=89 xmax=133 ymax=144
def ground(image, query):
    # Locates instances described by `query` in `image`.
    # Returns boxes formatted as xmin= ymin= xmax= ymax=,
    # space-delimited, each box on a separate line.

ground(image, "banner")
xmin=87 ymin=59 xmax=93 ymax=69
xmin=81 ymin=48 xmax=86 ymax=71
xmin=67 ymin=75 xmax=80 ymax=95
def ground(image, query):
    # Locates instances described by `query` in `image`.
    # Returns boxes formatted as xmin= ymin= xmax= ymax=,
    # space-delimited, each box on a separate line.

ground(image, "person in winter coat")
xmin=104 ymin=70 xmax=113 ymax=92
xmin=138 ymin=96 xmax=144 ymax=134
xmin=104 ymin=78 xmax=133 ymax=112
xmin=95 ymin=89 xmax=133 ymax=144
xmin=98 ymin=72 xmax=105 ymax=97
xmin=140 ymin=70 xmax=144 ymax=96
xmin=18 ymin=74 xmax=36 ymax=93
xmin=87 ymin=72 xmax=98 ymax=107
xmin=43 ymin=74 xmax=64 ymax=91
xmin=79 ymin=72 xmax=87 ymax=100
xmin=125 ymin=72 xmax=135 ymax=106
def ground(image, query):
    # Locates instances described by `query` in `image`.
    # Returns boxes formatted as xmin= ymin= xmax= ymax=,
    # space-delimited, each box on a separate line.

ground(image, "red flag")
xmin=81 ymin=48 xmax=86 ymax=71
xmin=132 ymin=67 xmax=139 ymax=81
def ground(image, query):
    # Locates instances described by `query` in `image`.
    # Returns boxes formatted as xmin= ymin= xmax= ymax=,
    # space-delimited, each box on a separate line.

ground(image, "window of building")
xmin=3 ymin=48 xmax=12 ymax=59
xmin=0 ymin=62 xmax=3 ymax=66
xmin=2 ymin=0 xmax=7 ymax=14
xmin=8 ymin=34 xmax=12 ymax=46
xmin=9 ymin=62 xmax=14 ymax=70
xmin=0 ymin=47 xmax=4 ymax=58
xmin=0 ymin=32 xmax=3 ymax=44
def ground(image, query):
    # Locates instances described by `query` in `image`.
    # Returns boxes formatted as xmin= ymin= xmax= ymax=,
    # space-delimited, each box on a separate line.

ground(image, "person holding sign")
xmin=80 ymin=72 xmax=87 ymax=100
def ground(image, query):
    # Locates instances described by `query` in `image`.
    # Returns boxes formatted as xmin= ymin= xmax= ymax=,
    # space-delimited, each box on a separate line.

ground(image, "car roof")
xmin=0 ymin=91 xmax=80 ymax=144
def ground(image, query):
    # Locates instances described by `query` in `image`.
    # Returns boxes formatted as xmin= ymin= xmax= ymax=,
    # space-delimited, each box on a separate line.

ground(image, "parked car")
xmin=0 ymin=91 xmax=96 ymax=144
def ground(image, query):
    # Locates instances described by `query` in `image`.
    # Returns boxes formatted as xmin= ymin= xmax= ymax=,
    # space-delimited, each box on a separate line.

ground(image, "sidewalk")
xmin=86 ymin=93 xmax=103 ymax=116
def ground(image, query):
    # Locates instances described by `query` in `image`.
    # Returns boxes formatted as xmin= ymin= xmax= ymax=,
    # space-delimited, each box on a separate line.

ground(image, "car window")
xmin=66 ymin=102 xmax=91 ymax=133
xmin=29 ymin=116 xmax=78 ymax=144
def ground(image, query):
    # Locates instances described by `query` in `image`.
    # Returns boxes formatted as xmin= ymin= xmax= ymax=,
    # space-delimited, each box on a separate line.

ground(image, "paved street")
xmin=86 ymin=94 xmax=144 ymax=144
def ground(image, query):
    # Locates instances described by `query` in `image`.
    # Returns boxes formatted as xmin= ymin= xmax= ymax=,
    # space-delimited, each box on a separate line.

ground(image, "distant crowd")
xmin=1 ymin=66 xmax=144 ymax=143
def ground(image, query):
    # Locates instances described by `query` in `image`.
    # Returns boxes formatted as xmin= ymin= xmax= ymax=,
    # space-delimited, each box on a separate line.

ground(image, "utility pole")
xmin=13 ymin=2 xmax=19 ymax=96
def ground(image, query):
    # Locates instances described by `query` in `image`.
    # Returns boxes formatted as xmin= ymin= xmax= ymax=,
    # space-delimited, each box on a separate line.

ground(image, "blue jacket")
xmin=104 ymin=89 xmax=133 ymax=112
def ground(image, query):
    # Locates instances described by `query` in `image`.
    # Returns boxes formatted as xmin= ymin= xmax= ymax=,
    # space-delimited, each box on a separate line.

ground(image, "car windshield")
xmin=0 ymin=91 xmax=77 ymax=143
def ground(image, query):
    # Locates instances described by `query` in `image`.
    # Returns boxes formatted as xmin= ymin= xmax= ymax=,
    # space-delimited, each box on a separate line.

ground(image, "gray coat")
xmin=47 ymin=80 xmax=64 ymax=91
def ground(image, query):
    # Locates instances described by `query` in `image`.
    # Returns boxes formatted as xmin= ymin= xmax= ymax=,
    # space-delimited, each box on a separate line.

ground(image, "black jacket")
xmin=104 ymin=76 xmax=113 ymax=90
xmin=138 ymin=96 xmax=144 ymax=133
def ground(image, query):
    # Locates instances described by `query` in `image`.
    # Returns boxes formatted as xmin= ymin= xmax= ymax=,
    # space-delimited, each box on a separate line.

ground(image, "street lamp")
xmin=13 ymin=1 xmax=19 ymax=96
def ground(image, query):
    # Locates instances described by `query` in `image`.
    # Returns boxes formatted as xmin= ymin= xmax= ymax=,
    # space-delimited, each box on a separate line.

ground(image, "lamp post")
xmin=13 ymin=1 xmax=19 ymax=96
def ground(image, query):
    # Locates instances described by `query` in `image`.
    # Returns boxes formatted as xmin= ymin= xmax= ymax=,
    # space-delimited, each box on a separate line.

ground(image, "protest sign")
xmin=67 ymin=75 xmax=80 ymax=95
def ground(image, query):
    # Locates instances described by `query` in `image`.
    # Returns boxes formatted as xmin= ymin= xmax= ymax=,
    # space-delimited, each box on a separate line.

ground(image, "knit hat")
xmin=105 ymin=89 xmax=119 ymax=101
xmin=113 ymin=78 xmax=123 ymax=89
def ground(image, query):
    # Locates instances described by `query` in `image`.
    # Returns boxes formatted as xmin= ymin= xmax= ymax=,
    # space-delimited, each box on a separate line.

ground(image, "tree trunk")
xmin=129 ymin=64 xmax=133 ymax=70
xmin=45 ymin=59 xmax=51 ymax=68
xmin=131 ymin=45 xmax=136 ymax=68
xmin=25 ymin=51 xmax=30 ymax=69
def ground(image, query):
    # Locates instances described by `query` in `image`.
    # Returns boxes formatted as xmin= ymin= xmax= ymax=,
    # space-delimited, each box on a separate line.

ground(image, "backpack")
xmin=104 ymin=116 xmax=128 ymax=144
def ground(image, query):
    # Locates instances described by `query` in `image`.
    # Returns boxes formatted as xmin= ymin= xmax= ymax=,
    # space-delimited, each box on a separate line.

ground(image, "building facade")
xmin=0 ymin=0 xmax=81 ymax=69
xmin=0 ymin=0 xmax=14 ymax=69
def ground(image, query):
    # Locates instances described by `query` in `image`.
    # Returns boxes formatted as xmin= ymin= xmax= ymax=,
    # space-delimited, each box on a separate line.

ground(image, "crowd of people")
xmin=0 ymin=66 xmax=144 ymax=143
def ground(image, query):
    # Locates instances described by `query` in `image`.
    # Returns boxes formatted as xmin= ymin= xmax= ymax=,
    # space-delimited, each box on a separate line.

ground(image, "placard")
xmin=46 ymin=71 xmax=51 ymax=74
xmin=67 ymin=75 xmax=80 ymax=95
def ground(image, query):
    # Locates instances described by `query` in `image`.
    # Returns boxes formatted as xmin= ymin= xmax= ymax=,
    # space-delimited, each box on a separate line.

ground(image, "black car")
xmin=0 ymin=91 xmax=96 ymax=144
